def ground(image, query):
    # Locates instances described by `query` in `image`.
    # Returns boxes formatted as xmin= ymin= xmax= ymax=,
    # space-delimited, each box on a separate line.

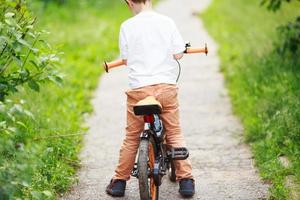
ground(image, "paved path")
xmin=62 ymin=0 xmax=269 ymax=199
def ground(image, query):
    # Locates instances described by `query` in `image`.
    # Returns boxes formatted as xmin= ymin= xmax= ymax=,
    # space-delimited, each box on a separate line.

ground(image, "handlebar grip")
xmin=185 ymin=43 xmax=208 ymax=55
xmin=185 ymin=47 xmax=208 ymax=55
xmin=103 ymin=59 xmax=126 ymax=73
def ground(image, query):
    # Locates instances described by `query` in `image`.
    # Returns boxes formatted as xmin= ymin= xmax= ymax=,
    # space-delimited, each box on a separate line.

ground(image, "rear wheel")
xmin=138 ymin=138 xmax=159 ymax=200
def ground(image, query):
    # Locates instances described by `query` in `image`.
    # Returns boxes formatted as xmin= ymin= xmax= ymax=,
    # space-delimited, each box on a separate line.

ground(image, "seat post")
xmin=143 ymin=115 xmax=154 ymax=131
xmin=144 ymin=115 xmax=154 ymax=123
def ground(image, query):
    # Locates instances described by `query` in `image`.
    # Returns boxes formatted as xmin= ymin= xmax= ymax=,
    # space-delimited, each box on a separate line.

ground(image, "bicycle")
xmin=104 ymin=43 xmax=208 ymax=200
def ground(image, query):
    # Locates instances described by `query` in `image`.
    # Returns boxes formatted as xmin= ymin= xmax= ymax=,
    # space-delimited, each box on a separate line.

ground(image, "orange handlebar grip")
xmin=185 ymin=44 xmax=208 ymax=55
xmin=103 ymin=59 xmax=126 ymax=73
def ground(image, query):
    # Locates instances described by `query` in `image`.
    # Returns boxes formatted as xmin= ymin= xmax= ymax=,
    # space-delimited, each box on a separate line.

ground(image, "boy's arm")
xmin=171 ymin=21 xmax=185 ymax=60
xmin=119 ymin=25 xmax=128 ymax=64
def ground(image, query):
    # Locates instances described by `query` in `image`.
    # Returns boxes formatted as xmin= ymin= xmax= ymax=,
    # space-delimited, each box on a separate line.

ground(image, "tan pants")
xmin=113 ymin=83 xmax=193 ymax=181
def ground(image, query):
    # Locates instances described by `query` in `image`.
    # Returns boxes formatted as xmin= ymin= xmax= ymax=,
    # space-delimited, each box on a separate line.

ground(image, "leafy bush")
xmin=0 ymin=0 xmax=128 ymax=198
xmin=0 ymin=0 xmax=62 ymax=198
xmin=278 ymin=16 xmax=300 ymax=54
xmin=261 ymin=0 xmax=299 ymax=11
xmin=261 ymin=0 xmax=300 ymax=54
xmin=0 ymin=0 xmax=62 ymax=143
xmin=0 ymin=0 xmax=62 ymax=101
xmin=202 ymin=0 xmax=299 ymax=198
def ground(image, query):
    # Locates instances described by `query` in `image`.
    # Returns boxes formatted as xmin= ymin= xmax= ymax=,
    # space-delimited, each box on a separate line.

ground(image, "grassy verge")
xmin=202 ymin=0 xmax=300 ymax=199
xmin=0 ymin=1 xmax=130 ymax=199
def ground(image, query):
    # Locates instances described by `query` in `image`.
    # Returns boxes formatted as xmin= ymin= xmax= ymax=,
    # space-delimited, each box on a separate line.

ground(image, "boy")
xmin=106 ymin=0 xmax=195 ymax=197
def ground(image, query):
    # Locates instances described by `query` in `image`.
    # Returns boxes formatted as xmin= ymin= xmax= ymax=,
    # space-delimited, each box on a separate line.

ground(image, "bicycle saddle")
xmin=133 ymin=96 xmax=162 ymax=116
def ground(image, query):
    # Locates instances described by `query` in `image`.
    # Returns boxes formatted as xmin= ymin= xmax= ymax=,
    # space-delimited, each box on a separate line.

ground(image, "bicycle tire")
xmin=138 ymin=138 xmax=159 ymax=200
xmin=169 ymin=160 xmax=176 ymax=182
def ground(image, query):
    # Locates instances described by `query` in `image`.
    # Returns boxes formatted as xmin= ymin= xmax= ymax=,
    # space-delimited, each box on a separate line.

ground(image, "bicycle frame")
xmin=132 ymin=113 xmax=189 ymax=185
xmin=133 ymin=114 xmax=168 ymax=187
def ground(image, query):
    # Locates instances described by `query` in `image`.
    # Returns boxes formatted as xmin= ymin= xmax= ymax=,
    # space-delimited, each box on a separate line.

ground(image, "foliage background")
xmin=2 ymin=0 xmax=299 ymax=199
xmin=0 ymin=0 xmax=130 ymax=199
xmin=202 ymin=0 xmax=300 ymax=199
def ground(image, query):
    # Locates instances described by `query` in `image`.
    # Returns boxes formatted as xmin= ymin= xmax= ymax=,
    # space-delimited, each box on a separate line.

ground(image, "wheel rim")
xmin=149 ymin=143 xmax=157 ymax=200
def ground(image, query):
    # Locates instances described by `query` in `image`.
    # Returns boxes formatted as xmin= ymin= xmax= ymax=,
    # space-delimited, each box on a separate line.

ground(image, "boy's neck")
xmin=132 ymin=1 xmax=152 ymax=15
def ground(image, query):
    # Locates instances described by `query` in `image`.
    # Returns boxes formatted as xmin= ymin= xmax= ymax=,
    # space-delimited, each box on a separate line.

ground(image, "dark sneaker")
xmin=179 ymin=179 xmax=195 ymax=197
xmin=106 ymin=179 xmax=126 ymax=197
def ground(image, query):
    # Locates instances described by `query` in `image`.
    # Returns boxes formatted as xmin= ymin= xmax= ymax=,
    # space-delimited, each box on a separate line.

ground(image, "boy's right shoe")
xmin=106 ymin=179 xmax=126 ymax=197
xmin=179 ymin=178 xmax=195 ymax=197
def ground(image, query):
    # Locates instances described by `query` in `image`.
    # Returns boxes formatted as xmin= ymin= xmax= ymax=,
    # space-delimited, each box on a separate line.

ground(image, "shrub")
xmin=261 ymin=0 xmax=300 ymax=54
xmin=0 ymin=1 xmax=62 ymax=198
xmin=277 ymin=16 xmax=300 ymax=54
xmin=0 ymin=0 xmax=62 ymax=134
xmin=0 ymin=0 xmax=62 ymax=101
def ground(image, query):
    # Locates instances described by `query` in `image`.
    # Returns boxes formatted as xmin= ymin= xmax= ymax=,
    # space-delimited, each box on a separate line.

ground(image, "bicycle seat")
xmin=133 ymin=96 xmax=162 ymax=116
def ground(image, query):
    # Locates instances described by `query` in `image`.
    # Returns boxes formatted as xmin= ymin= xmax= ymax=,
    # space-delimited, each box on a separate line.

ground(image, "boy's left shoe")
xmin=179 ymin=178 xmax=195 ymax=197
xmin=106 ymin=179 xmax=126 ymax=197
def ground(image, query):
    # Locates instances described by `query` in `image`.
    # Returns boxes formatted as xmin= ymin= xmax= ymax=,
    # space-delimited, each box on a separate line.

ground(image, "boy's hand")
xmin=174 ymin=53 xmax=184 ymax=60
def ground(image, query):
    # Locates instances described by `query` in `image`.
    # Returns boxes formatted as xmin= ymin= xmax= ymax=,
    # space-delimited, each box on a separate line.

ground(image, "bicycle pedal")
xmin=131 ymin=163 xmax=139 ymax=178
xmin=167 ymin=147 xmax=189 ymax=160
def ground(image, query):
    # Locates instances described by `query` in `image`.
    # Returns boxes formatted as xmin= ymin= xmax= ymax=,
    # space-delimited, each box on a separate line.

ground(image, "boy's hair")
xmin=129 ymin=0 xmax=150 ymax=3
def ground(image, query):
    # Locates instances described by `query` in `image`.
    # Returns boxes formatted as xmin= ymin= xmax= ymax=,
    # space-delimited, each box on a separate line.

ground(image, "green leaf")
xmin=39 ymin=39 xmax=51 ymax=48
xmin=28 ymin=80 xmax=40 ymax=92
xmin=48 ymin=75 xmax=63 ymax=86
xmin=7 ymin=111 xmax=16 ymax=121
xmin=42 ymin=191 xmax=52 ymax=197
xmin=31 ymin=191 xmax=43 ymax=199
xmin=0 ymin=36 xmax=8 ymax=45
xmin=0 ymin=84 xmax=8 ymax=91
xmin=5 ymin=18 xmax=18 ymax=27
xmin=19 ymin=69 xmax=30 ymax=79
xmin=28 ymin=19 xmax=36 ymax=25
xmin=24 ymin=110 xmax=34 ymax=119
xmin=5 ymin=12 xmax=15 ymax=18
xmin=16 ymin=121 xmax=27 ymax=128
xmin=30 ymin=60 xmax=40 ymax=70
xmin=8 ymin=85 xmax=18 ymax=93
xmin=27 ymin=32 xmax=37 ymax=38
xmin=13 ymin=56 xmax=23 ymax=66
xmin=0 ymin=121 xmax=7 ymax=128
xmin=17 ymin=38 xmax=31 ymax=47
xmin=26 ymin=25 xmax=33 ymax=29
xmin=30 ymin=47 xmax=39 ymax=54
xmin=12 ymin=104 xmax=23 ymax=112
xmin=21 ymin=181 xmax=29 ymax=187
xmin=7 ymin=126 xmax=17 ymax=133
xmin=49 ymin=54 xmax=60 ymax=62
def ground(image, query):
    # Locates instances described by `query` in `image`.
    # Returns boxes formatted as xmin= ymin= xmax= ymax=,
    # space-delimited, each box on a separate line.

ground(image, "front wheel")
xmin=138 ymin=138 xmax=159 ymax=200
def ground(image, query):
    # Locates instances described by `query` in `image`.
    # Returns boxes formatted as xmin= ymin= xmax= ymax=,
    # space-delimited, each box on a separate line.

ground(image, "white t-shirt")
xmin=119 ymin=10 xmax=185 ymax=89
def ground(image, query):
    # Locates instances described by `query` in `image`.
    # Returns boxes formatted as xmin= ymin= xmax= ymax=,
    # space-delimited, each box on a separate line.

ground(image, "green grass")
xmin=202 ymin=0 xmax=300 ymax=199
xmin=0 ymin=1 xmax=130 ymax=199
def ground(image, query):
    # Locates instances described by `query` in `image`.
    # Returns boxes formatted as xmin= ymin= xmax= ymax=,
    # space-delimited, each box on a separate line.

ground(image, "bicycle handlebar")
xmin=104 ymin=60 xmax=125 ymax=73
xmin=103 ymin=43 xmax=208 ymax=73
xmin=184 ymin=43 xmax=208 ymax=54
xmin=185 ymin=47 xmax=208 ymax=54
